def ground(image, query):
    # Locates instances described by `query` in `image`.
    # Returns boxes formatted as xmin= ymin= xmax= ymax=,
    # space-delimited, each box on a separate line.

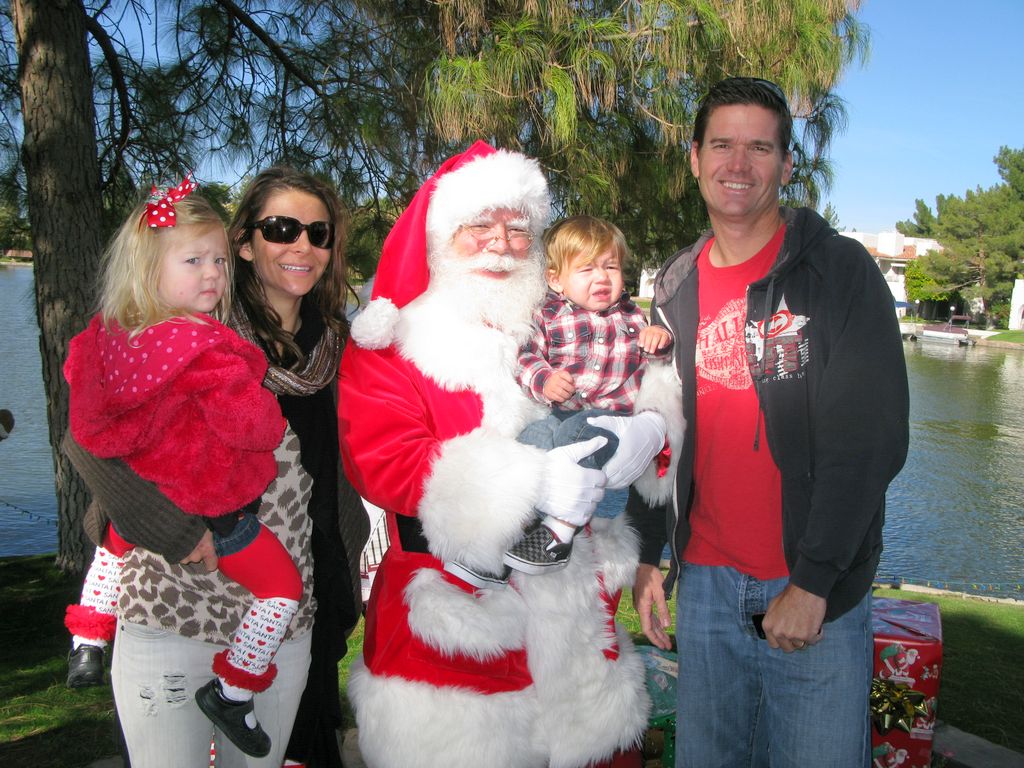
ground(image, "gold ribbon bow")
xmin=870 ymin=678 xmax=930 ymax=735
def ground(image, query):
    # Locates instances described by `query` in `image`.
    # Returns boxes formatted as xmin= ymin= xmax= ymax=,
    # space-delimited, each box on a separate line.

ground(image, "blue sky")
xmin=823 ymin=1 xmax=1024 ymax=234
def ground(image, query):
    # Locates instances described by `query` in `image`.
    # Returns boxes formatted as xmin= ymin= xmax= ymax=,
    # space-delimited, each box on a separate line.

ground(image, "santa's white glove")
xmin=536 ymin=436 xmax=608 ymax=527
xmin=587 ymin=411 xmax=667 ymax=489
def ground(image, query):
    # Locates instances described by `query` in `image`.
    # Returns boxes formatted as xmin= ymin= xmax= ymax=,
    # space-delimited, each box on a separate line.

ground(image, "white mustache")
xmin=461 ymin=253 xmax=518 ymax=273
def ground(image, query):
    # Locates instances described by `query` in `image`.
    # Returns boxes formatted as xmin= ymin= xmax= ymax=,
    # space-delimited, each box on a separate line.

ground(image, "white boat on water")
xmin=920 ymin=315 xmax=977 ymax=346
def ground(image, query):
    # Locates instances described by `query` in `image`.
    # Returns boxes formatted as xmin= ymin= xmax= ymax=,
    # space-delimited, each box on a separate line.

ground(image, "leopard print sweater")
xmin=117 ymin=425 xmax=317 ymax=644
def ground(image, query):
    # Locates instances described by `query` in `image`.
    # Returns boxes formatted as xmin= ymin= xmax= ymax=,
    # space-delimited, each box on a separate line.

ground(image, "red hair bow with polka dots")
xmin=144 ymin=173 xmax=198 ymax=228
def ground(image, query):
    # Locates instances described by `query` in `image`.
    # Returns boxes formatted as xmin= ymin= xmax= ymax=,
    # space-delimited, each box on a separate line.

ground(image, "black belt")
xmin=396 ymin=515 xmax=430 ymax=554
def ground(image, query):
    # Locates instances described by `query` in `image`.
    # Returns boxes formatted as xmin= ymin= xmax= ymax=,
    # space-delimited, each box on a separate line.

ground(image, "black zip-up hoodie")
xmin=636 ymin=206 xmax=909 ymax=621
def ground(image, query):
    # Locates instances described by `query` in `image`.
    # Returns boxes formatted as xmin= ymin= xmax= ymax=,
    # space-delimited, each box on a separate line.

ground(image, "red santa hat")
xmin=350 ymin=140 xmax=551 ymax=349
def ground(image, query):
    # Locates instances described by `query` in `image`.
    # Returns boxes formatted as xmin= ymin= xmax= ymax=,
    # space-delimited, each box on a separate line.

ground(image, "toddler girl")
xmin=63 ymin=177 xmax=299 ymax=758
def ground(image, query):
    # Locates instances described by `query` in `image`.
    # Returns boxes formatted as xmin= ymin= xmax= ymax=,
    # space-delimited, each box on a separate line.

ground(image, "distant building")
xmin=838 ymin=231 xmax=942 ymax=317
xmin=1011 ymin=279 xmax=1024 ymax=331
xmin=638 ymin=268 xmax=657 ymax=298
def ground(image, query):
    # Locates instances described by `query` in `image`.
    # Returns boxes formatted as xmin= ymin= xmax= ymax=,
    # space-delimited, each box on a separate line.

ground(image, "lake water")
xmin=882 ymin=338 xmax=1024 ymax=597
xmin=0 ymin=265 xmax=58 ymax=554
xmin=2 ymin=265 xmax=1023 ymax=598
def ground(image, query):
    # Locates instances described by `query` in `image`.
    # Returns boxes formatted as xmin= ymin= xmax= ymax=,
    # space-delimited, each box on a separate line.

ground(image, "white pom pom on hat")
xmin=350 ymin=140 xmax=551 ymax=350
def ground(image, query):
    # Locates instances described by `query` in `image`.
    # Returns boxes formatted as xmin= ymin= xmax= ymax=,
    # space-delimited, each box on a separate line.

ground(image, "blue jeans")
xmin=208 ymin=510 xmax=261 ymax=558
xmin=517 ymin=409 xmax=627 ymax=518
xmin=675 ymin=564 xmax=873 ymax=767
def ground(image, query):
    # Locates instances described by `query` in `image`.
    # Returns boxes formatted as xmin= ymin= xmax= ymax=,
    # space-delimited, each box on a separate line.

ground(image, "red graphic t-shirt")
xmin=684 ymin=226 xmax=789 ymax=580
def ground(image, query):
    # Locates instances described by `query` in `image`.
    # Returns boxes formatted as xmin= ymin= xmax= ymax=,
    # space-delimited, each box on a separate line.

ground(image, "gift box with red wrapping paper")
xmin=870 ymin=597 xmax=942 ymax=768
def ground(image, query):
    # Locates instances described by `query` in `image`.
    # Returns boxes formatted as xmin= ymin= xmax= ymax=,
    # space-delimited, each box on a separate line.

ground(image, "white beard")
xmin=426 ymin=249 xmax=546 ymax=341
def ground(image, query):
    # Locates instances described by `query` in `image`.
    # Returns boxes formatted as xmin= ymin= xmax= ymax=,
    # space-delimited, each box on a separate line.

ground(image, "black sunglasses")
xmin=246 ymin=216 xmax=333 ymax=249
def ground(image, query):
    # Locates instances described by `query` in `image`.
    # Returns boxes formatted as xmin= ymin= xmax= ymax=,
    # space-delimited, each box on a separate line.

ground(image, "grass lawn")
xmin=0 ymin=556 xmax=119 ymax=768
xmin=2 ymin=555 xmax=1023 ymax=766
xmin=874 ymin=587 xmax=1024 ymax=751
xmin=986 ymin=329 xmax=1024 ymax=344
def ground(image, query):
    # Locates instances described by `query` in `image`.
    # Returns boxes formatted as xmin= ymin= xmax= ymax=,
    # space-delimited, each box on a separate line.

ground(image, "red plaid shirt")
xmin=516 ymin=291 xmax=671 ymax=412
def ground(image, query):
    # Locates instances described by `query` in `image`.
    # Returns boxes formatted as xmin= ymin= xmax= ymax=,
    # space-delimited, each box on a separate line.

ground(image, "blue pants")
xmin=207 ymin=510 xmax=260 ymax=557
xmin=675 ymin=564 xmax=873 ymax=767
xmin=517 ymin=408 xmax=628 ymax=518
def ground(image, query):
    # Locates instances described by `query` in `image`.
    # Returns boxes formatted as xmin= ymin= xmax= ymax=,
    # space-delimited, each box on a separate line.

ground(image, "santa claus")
xmin=339 ymin=141 xmax=681 ymax=768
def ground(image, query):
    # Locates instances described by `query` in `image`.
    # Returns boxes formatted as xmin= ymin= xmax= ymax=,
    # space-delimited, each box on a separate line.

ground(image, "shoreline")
xmin=6 ymin=552 xmax=1022 ymax=607
xmin=900 ymin=320 xmax=1024 ymax=348
xmin=874 ymin=579 xmax=1024 ymax=606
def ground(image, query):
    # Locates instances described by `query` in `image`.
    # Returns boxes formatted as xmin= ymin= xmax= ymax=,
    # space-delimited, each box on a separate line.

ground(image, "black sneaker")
xmin=443 ymin=560 xmax=512 ymax=589
xmin=67 ymin=645 xmax=105 ymax=688
xmin=195 ymin=679 xmax=271 ymax=758
xmin=503 ymin=522 xmax=574 ymax=574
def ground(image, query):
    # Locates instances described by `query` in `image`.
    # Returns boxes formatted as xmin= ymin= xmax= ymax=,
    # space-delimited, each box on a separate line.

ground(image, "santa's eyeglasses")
xmin=458 ymin=223 xmax=534 ymax=251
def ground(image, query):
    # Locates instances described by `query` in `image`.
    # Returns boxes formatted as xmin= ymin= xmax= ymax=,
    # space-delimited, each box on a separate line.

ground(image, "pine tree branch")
xmin=83 ymin=12 xmax=129 ymax=190
xmin=211 ymin=0 xmax=329 ymax=99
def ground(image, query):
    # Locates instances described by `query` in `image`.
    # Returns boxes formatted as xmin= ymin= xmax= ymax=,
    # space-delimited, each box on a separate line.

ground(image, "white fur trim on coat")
xmin=632 ymin=360 xmax=685 ymax=506
xmin=425 ymin=149 xmax=551 ymax=257
xmin=419 ymin=428 xmax=544 ymax=574
xmin=350 ymin=512 xmax=648 ymax=768
xmin=405 ymin=568 xmax=528 ymax=660
xmin=348 ymin=657 xmax=544 ymax=768
xmin=589 ymin=514 xmax=641 ymax=595
xmin=514 ymin=518 xmax=650 ymax=767
xmin=350 ymin=297 xmax=399 ymax=350
xmin=398 ymin=291 xmax=547 ymax=435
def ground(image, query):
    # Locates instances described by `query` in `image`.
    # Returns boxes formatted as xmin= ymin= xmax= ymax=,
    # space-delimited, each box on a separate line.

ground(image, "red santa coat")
xmin=65 ymin=314 xmax=285 ymax=516
xmin=339 ymin=291 xmax=652 ymax=768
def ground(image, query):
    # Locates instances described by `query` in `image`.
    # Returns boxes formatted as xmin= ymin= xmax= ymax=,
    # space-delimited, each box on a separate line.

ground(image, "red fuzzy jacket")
xmin=65 ymin=314 xmax=285 ymax=517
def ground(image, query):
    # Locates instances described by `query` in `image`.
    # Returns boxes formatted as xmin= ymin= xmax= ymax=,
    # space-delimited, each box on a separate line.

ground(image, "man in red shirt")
xmin=633 ymin=77 xmax=909 ymax=765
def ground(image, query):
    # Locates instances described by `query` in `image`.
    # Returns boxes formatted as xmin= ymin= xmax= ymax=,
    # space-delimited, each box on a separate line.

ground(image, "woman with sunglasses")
xmin=65 ymin=166 xmax=368 ymax=768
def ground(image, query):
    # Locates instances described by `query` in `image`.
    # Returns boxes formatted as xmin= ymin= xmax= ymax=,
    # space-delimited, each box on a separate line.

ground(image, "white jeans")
xmin=111 ymin=619 xmax=312 ymax=768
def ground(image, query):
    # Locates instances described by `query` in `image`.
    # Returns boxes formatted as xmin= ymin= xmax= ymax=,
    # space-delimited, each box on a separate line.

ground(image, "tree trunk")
xmin=13 ymin=0 xmax=103 ymax=572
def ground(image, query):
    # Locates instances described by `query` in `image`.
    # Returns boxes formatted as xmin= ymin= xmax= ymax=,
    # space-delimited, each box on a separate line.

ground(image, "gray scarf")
xmin=230 ymin=305 xmax=341 ymax=396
